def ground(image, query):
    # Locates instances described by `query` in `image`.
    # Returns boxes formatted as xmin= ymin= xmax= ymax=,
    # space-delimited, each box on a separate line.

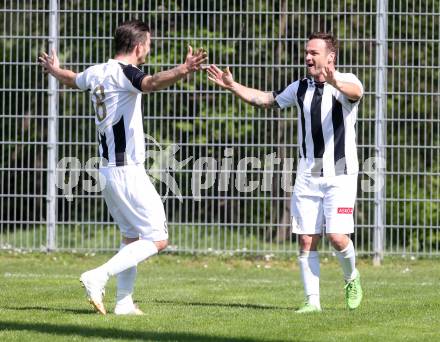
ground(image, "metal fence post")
xmin=46 ymin=0 xmax=59 ymax=251
xmin=373 ymin=0 xmax=387 ymax=265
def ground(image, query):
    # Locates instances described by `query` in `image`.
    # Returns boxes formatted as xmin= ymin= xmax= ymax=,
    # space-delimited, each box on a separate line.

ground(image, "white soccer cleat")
xmin=80 ymin=270 xmax=108 ymax=315
xmin=114 ymin=303 xmax=145 ymax=316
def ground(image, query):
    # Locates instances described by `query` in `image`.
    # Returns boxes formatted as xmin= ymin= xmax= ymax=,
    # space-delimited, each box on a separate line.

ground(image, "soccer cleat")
xmin=114 ymin=303 xmax=145 ymax=316
xmin=80 ymin=270 xmax=108 ymax=315
xmin=345 ymin=269 xmax=363 ymax=310
xmin=295 ymin=302 xmax=322 ymax=314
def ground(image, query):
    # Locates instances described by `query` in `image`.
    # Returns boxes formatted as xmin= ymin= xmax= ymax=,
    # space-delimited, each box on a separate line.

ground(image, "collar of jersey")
xmin=108 ymin=58 xmax=132 ymax=66
xmin=307 ymin=71 xmax=340 ymax=87
xmin=109 ymin=58 xmax=125 ymax=63
xmin=307 ymin=77 xmax=326 ymax=88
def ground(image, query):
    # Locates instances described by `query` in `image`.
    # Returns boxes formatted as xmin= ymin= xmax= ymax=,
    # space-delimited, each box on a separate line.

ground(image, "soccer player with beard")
xmin=39 ymin=20 xmax=207 ymax=315
xmin=207 ymin=32 xmax=363 ymax=312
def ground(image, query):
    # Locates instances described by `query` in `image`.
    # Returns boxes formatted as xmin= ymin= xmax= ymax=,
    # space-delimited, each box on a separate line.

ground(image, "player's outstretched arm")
xmin=207 ymin=64 xmax=276 ymax=109
xmin=141 ymin=45 xmax=208 ymax=92
xmin=323 ymin=66 xmax=362 ymax=101
xmin=39 ymin=49 xmax=78 ymax=89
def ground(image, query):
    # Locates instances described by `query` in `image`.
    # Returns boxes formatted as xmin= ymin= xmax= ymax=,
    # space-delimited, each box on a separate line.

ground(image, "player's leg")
xmin=297 ymin=233 xmax=322 ymax=313
xmin=81 ymin=233 xmax=166 ymax=315
xmin=324 ymin=174 xmax=362 ymax=309
xmin=80 ymin=236 xmax=159 ymax=314
xmin=291 ymin=173 xmax=325 ymax=313
xmin=80 ymin=165 xmax=167 ymax=314
xmin=327 ymin=232 xmax=362 ymax=309
xmin=327 ymin=233 xmax=356 ymax=280
xmin=109 ymin=165 xmax=168 ymax=314
xmin=113 ymin=238 xmax=168 ymax=315
xmin=114 ymin=237 xmax=139 ymax=314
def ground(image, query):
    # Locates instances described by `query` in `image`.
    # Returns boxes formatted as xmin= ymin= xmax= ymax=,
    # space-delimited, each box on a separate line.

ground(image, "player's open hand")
xmin=38 ymin=48 xmax=60 ymax=75
xmin=184 ymin=45 xmax=208 ymax=72
xmin=207 ymin=64 xmax=234 ymax=89
xmin=322 ymin=65 xmax=337 ymax=86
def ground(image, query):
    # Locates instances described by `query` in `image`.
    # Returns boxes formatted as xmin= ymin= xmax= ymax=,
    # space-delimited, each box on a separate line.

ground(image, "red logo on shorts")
xmin=337 ymin=207 xmax=353 ymax=214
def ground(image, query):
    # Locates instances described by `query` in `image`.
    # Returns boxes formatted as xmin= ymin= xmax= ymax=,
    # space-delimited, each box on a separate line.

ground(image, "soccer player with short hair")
xmin=207 ymin=32 xmax=363 ymax=312
xmin=39 ymin=19 xmax=207 ymax=315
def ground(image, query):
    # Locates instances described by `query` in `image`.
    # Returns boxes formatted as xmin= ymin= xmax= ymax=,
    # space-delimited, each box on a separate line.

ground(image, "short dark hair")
xmin=308 ymin=32 xmax=338 ymax=56
xmin=114 ymin=20 xmax=150 ymax=55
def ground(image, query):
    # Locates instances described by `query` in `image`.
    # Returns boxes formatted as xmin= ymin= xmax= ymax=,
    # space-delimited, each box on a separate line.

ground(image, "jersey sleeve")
xmin=119 ymin=64 xmax=148 ymax=93
xmin=75 ymin=69 xmax=89 ymax=91
xmin=274 ymin=81 xmax=300 ymax=109
xmin=336 ymin=72 xmax=364 ymax=105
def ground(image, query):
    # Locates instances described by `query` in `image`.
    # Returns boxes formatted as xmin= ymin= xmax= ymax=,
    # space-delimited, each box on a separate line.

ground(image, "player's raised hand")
xmin=183 ymin=45 xmax=208 ymax=72
xmin=207 ymin=64 xmax=234 ymax=89
xmin=38 ymin=48 xmax=60 ymax=75
xmin=322 ymin=65 xmax=337 ymax=86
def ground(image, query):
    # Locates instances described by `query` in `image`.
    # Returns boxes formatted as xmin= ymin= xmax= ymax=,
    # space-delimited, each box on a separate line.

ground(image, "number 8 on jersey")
xmin=93 ymin=85 xmax=107 ymax=121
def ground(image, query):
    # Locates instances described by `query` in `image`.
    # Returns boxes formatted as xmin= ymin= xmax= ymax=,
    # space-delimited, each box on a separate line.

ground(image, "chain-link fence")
xmin=1 ymin=1 xmax=439 ymax=259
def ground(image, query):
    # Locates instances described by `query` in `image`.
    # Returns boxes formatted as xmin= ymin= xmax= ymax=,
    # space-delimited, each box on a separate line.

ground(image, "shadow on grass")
xmin=0 ymin=321 xmax=268 ymax=342
xmin=151 ymin=300 xmax=341 ymax=313
xmin=152 ymin=299 xmax=292 ymax=311
xmin=3 ymin=306 xmax=92 ymax=314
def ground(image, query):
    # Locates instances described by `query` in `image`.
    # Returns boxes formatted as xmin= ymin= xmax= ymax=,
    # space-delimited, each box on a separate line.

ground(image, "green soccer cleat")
xmin=345 ymin=269 xmax=363 ymax=310
xmin=295 ymin=302 xmax=322 ymax=314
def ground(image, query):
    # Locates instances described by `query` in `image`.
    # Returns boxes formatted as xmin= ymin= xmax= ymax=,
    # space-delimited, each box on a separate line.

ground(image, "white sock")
xmin=298 ymin=251 xmax=320 ymax=308
xmin=116 ymin=243 xmax=137 ymax=308
xmin=98 ymin=239 xmax=158 ymax=277
xmin=336 ymin=239 xmax=357 ymax=281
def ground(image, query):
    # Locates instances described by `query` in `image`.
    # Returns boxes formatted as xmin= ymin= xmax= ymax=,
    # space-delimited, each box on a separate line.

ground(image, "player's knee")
xmin=154 ymin=239 xmax=168 ymax=252
xmin=299 ymin=236 xmax=312 ymax=250
xmin=299 ymin=234 xmax=320 ymax=251
xmin=327 ymin=233 xmax=349 ymax=251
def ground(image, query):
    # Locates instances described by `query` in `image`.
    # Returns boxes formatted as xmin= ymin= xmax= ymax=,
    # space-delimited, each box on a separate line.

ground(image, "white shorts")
xmin=99 ymin=164 xmax=168 ymax=241
xmin=290 ymin=173 xmax=358 ymax=235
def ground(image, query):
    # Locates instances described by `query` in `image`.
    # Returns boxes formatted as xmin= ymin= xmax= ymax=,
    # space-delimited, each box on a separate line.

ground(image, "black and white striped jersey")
xmin=76 ymin=59 xmax=148 ymax=167
xmin=274 ymin=72 xmax=363 ymax=177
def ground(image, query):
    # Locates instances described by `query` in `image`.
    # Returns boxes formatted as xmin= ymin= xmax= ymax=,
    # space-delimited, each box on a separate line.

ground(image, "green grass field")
xmin=0 ymin=252 xmax=439 ymax=341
